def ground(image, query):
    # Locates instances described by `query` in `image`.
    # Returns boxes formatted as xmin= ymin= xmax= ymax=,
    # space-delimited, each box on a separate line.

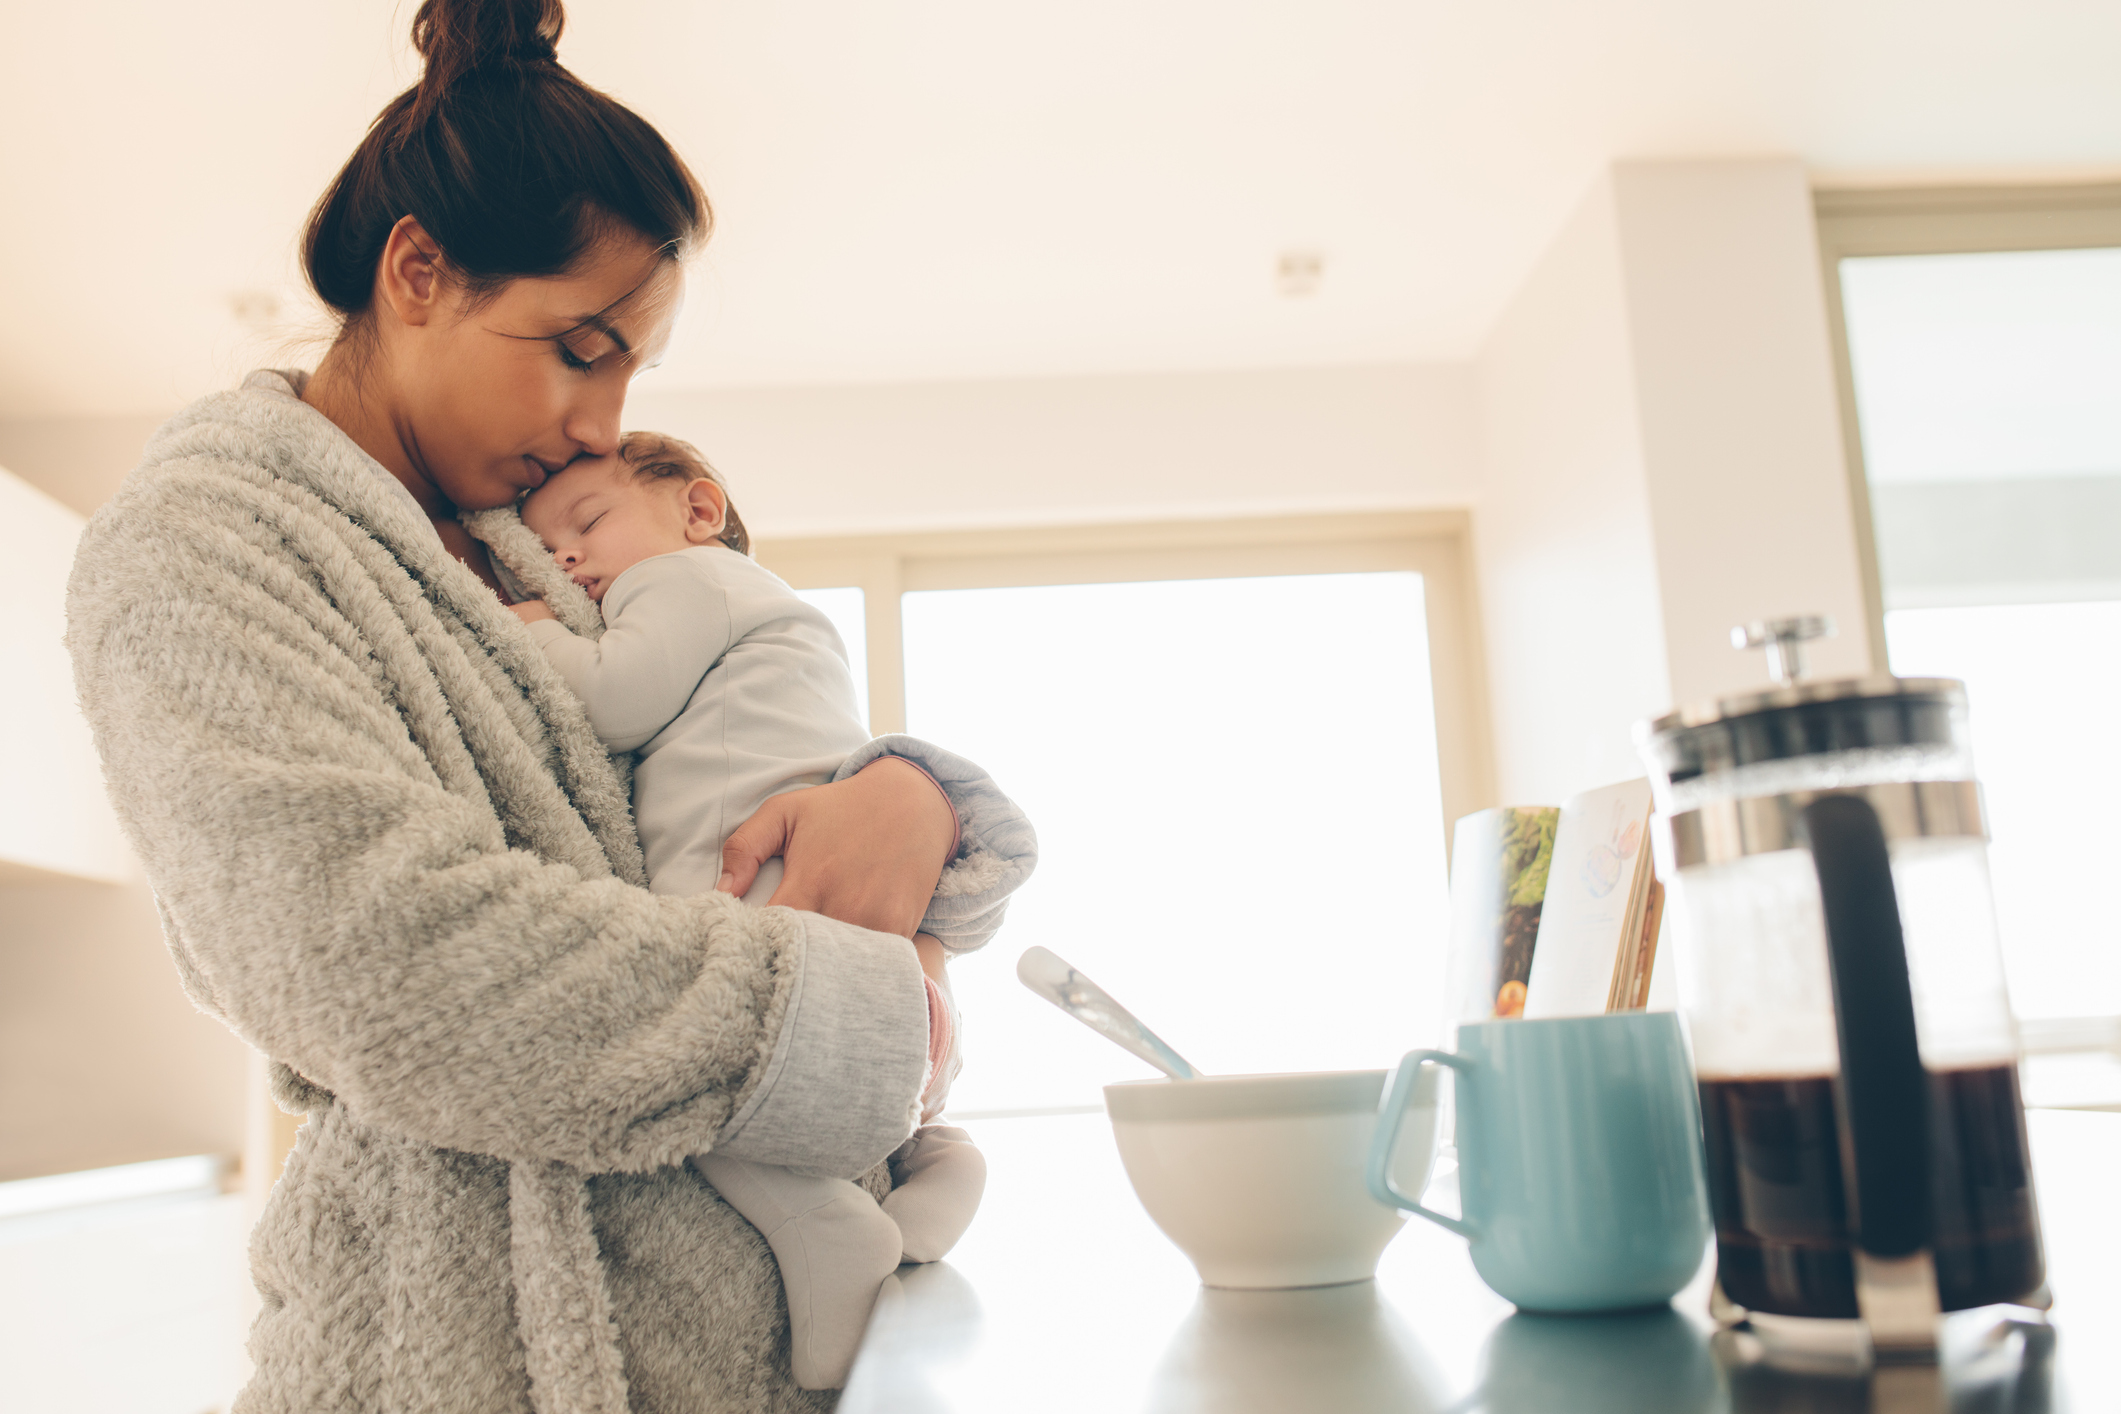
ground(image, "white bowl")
xmin=1105 ymin=1068 xmax=1439 ymax=1290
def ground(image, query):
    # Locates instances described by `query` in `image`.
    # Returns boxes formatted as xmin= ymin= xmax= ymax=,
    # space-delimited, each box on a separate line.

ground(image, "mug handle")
xmin=1366 ymin=1049 xmax=1477 ymax=1240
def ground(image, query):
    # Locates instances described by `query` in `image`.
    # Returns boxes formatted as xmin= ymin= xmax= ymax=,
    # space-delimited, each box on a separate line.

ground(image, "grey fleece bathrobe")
xmin=65 ymin=371 xmax=1036 ymax=1413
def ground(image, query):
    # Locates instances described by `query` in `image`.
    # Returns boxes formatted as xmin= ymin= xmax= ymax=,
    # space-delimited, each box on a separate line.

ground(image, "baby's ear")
xmin=681 ymin=477 xmax=729 ymax=544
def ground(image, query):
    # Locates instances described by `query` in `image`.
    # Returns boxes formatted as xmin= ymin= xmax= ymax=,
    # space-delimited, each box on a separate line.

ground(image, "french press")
xmin=1637 ymin=618 xmax=2045 ymax=1357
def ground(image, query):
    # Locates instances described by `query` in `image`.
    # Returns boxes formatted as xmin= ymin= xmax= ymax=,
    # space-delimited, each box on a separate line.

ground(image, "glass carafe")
xmin=1638 ymin=624 xmax=2044 ymax=1354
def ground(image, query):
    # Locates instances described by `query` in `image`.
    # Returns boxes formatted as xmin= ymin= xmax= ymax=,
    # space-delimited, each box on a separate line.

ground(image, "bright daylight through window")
xmin=885 ymin=572 xmax=1451 ymax=1114
xmin=1840 ymin=246 xmax=2121 ymax=1021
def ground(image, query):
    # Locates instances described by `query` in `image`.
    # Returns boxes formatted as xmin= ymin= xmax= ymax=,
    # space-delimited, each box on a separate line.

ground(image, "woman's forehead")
xmin=517 ymin=239 xmax=684 ymax=349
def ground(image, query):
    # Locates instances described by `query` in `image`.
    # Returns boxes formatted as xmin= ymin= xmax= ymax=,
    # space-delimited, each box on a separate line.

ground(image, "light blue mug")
xmin=1366 ymin=1011 xmax=1711 ymax=1312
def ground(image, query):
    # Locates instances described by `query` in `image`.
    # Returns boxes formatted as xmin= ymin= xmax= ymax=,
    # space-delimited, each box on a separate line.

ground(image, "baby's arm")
xmin=510 ymin=600 xmax=556 ymax=625
xmin=519 ymin=556 xmax=736 ymax=751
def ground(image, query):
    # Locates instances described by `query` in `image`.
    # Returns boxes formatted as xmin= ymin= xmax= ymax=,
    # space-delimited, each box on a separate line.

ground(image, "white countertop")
xmin=841 ymin=1107 xmax=2119 ymax=1412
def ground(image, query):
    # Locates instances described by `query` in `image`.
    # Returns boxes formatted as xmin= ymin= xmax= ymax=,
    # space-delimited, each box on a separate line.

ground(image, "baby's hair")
xmin=618 ymin=430 xmax=751 ymax=556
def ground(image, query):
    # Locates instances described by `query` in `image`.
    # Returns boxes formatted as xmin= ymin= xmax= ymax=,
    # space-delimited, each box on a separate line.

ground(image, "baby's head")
xmin=519 ymin=432 xmax=751 ymax=602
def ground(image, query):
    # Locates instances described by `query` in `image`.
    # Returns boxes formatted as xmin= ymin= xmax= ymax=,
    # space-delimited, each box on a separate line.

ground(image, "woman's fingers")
xmin=735 ymin=757 xmax=957 ymax=938
xmin=717 ymin=794 xmax=795 ymax=898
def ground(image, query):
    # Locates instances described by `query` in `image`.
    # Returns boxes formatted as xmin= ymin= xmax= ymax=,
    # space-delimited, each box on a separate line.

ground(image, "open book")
xmin=1443 ymin=806 xmax=1559 ymax=1023
xmin=1523 ymin=778 xmax=1664 ymax=1017
xmin=1445 ymin=779 xmax=1666 ymax=1026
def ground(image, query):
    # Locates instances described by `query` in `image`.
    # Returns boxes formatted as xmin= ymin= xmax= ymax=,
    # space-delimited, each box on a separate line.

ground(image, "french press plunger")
xmin=1637 ymin=618 xmax=2045 ymax=1358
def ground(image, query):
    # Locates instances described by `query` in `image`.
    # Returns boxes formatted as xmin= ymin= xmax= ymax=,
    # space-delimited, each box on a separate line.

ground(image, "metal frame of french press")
xmin=1659 ymin=618 xmax=2009 ymax=1364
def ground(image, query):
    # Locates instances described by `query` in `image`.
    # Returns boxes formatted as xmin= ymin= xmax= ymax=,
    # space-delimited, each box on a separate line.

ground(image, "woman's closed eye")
xmin=556 ymin=341 xmax=596 ymax=373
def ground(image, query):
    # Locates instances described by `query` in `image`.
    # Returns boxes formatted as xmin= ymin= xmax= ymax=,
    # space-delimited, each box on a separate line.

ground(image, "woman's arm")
xmin=719 ymin=737 xmax=1039 ymax=951
xmin=717 ymin=757 xmax=959 ymax=937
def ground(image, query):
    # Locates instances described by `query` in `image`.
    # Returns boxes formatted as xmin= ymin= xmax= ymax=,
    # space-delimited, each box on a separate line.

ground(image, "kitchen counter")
xmin=841 ymin=1107 xmax=2117 ymax=1412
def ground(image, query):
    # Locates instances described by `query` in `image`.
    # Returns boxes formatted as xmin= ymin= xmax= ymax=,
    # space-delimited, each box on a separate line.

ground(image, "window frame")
xmin=1813 ymin=180 xmax=2121 ymax=672
xmin=1814 ymin=181 xmax=2121 ymax=1064
xmin=756 ymin=509 xmax=1495 ymax=859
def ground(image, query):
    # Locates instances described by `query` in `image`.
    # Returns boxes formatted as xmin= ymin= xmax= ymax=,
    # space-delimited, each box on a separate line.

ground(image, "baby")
xmin=506 ymin=432 xmax=985 ymax=1390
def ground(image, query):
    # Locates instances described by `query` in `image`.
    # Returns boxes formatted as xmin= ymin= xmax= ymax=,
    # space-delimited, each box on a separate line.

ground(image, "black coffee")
xmin=1698 ymin=1063 xmax=2044 ymax=1318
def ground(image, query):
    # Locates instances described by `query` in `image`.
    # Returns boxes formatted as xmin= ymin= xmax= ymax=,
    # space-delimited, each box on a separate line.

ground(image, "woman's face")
xmin=391 ymin=230 xmax=684 ymax=513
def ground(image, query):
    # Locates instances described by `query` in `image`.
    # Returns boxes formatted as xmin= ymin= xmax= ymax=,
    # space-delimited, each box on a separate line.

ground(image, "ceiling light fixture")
xmin=1276 ymin=250 xmax=1324 ymax=298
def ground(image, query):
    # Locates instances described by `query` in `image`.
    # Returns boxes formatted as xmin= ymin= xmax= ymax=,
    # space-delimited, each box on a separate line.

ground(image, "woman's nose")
xmin=564 ymin=377 xmax=626 ymax=459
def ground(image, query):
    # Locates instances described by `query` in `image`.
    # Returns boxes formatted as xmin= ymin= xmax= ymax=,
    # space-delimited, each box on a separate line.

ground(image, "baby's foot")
xmin=882 ymin=1125 xmax=988 ymax=1264
xmin=767 ymin=1186 xmax=906 ymax=1389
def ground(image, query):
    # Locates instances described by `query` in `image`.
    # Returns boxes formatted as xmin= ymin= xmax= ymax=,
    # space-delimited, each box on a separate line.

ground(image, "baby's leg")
xmin=881 ymin=1125 xmax=988 ymax=1264
xmin=692 ymin=1150 xmax=904 ymax=1390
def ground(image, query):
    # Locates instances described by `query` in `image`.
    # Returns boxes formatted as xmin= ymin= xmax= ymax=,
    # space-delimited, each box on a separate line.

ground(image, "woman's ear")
xmin=375 ymin=215 xmax=446 ymax=328
xmin=681 ymin=477 xmax=729 ymax=544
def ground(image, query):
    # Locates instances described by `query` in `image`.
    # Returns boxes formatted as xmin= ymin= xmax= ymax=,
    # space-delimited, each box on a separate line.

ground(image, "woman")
xmin=65 ymin=2 xmax=1033 ymax=1409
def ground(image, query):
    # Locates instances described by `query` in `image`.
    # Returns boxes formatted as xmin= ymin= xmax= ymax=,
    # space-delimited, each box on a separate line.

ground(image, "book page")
xmin=1442 ymin=806 xmax=1559 ymax=1027
xmin=1522 ymin=778 xmax=1655 ymax=1019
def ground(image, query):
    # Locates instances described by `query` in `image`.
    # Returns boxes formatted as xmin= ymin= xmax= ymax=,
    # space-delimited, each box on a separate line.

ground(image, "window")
xmin=790 ymin=585 xmax=869 ymax=726
xmin=1819 ymin=186 xmax=2121 ymax=1042
xmin=765 ymin=514 xmax=1490 ymax=1112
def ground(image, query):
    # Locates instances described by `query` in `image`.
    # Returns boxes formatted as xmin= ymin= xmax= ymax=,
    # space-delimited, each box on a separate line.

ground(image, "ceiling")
xmin=3 ymin=0 xmax=2119 ymax=419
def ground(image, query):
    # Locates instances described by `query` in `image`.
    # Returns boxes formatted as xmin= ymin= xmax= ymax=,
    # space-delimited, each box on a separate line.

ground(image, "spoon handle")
xmin=1016 ymin=946 xmax=1199 ymax=1080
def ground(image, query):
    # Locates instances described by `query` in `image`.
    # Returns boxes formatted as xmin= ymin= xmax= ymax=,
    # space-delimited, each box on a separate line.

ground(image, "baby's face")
xmin=519 ymin=454 xmax=689 ymax=602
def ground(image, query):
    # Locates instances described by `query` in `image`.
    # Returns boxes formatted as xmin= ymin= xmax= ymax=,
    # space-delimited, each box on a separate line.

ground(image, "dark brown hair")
xmin=619 ymin=431 xmax=750 ymax=557
xmin=303 ymin=0 xmax=709 ymax=328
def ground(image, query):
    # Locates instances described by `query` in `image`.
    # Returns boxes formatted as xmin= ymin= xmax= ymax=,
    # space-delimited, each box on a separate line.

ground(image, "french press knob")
xmin=1731 ymin=615 xmax=1834 ymax=685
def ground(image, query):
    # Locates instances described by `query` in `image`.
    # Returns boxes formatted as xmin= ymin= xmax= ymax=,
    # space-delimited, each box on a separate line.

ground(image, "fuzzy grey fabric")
xmin=464 ymin=502 xmax=608 ymax=642
xmin=66 ymin=372 xmax=1036 ymax=1412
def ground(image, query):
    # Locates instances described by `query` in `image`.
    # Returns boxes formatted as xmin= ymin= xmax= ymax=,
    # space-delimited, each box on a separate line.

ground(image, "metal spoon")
xmin=1016 ymin=945 xmax=1200 ymax=1080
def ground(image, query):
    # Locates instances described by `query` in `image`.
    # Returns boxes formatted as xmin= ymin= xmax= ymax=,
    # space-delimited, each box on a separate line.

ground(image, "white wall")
xmin=0 ymin=465 xmax=131 ymax=882
xmin=0 ymin=366 xmax=1478 ymax=534
xmin=0 ymin=415 xmax=164 ymax=520
xmin=0 ymin=881 xmax=250 ymax=1181
xmin=0 ymin=467 xmax=248 ymax=1181
xmin=1473 ymin=177 xmax=1672 ymax=806
xmin=1471 ymin=157 xmax=1875 ymax=806
xmin=626 ymin=361 xmax=1479 ymax=538
xmin=1612 ymin=159 xmax=1872 ymax=704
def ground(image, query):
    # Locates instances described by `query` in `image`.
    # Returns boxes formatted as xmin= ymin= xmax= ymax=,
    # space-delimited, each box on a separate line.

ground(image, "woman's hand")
xmin=719 ymin=757 xmax=957 ymax=938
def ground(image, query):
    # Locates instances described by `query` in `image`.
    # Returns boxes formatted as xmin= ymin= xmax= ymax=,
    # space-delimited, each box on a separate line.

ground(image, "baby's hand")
xmin=509 ymin=599 xmax=557 ymax=625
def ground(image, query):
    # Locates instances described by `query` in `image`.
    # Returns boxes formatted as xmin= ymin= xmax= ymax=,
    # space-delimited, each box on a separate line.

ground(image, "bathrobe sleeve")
xmin=525 ymin=554 xmax=732 ymax=752
xmin=840 ymin=736 xmax=1040 ymax=954
xmin=64 ymin=429 xmax=942 ymax=1180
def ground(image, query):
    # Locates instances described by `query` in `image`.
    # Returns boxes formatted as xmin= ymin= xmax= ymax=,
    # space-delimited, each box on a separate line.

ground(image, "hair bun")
xmin=304 ymin=0 xmax=705 ymax=328
xmin=411 ymin=0 xmax=565 ymax=97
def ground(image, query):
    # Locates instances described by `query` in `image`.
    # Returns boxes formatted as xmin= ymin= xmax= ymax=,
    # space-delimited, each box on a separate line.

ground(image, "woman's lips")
xmin=521 ymin=455 xmax=550 ymax=489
